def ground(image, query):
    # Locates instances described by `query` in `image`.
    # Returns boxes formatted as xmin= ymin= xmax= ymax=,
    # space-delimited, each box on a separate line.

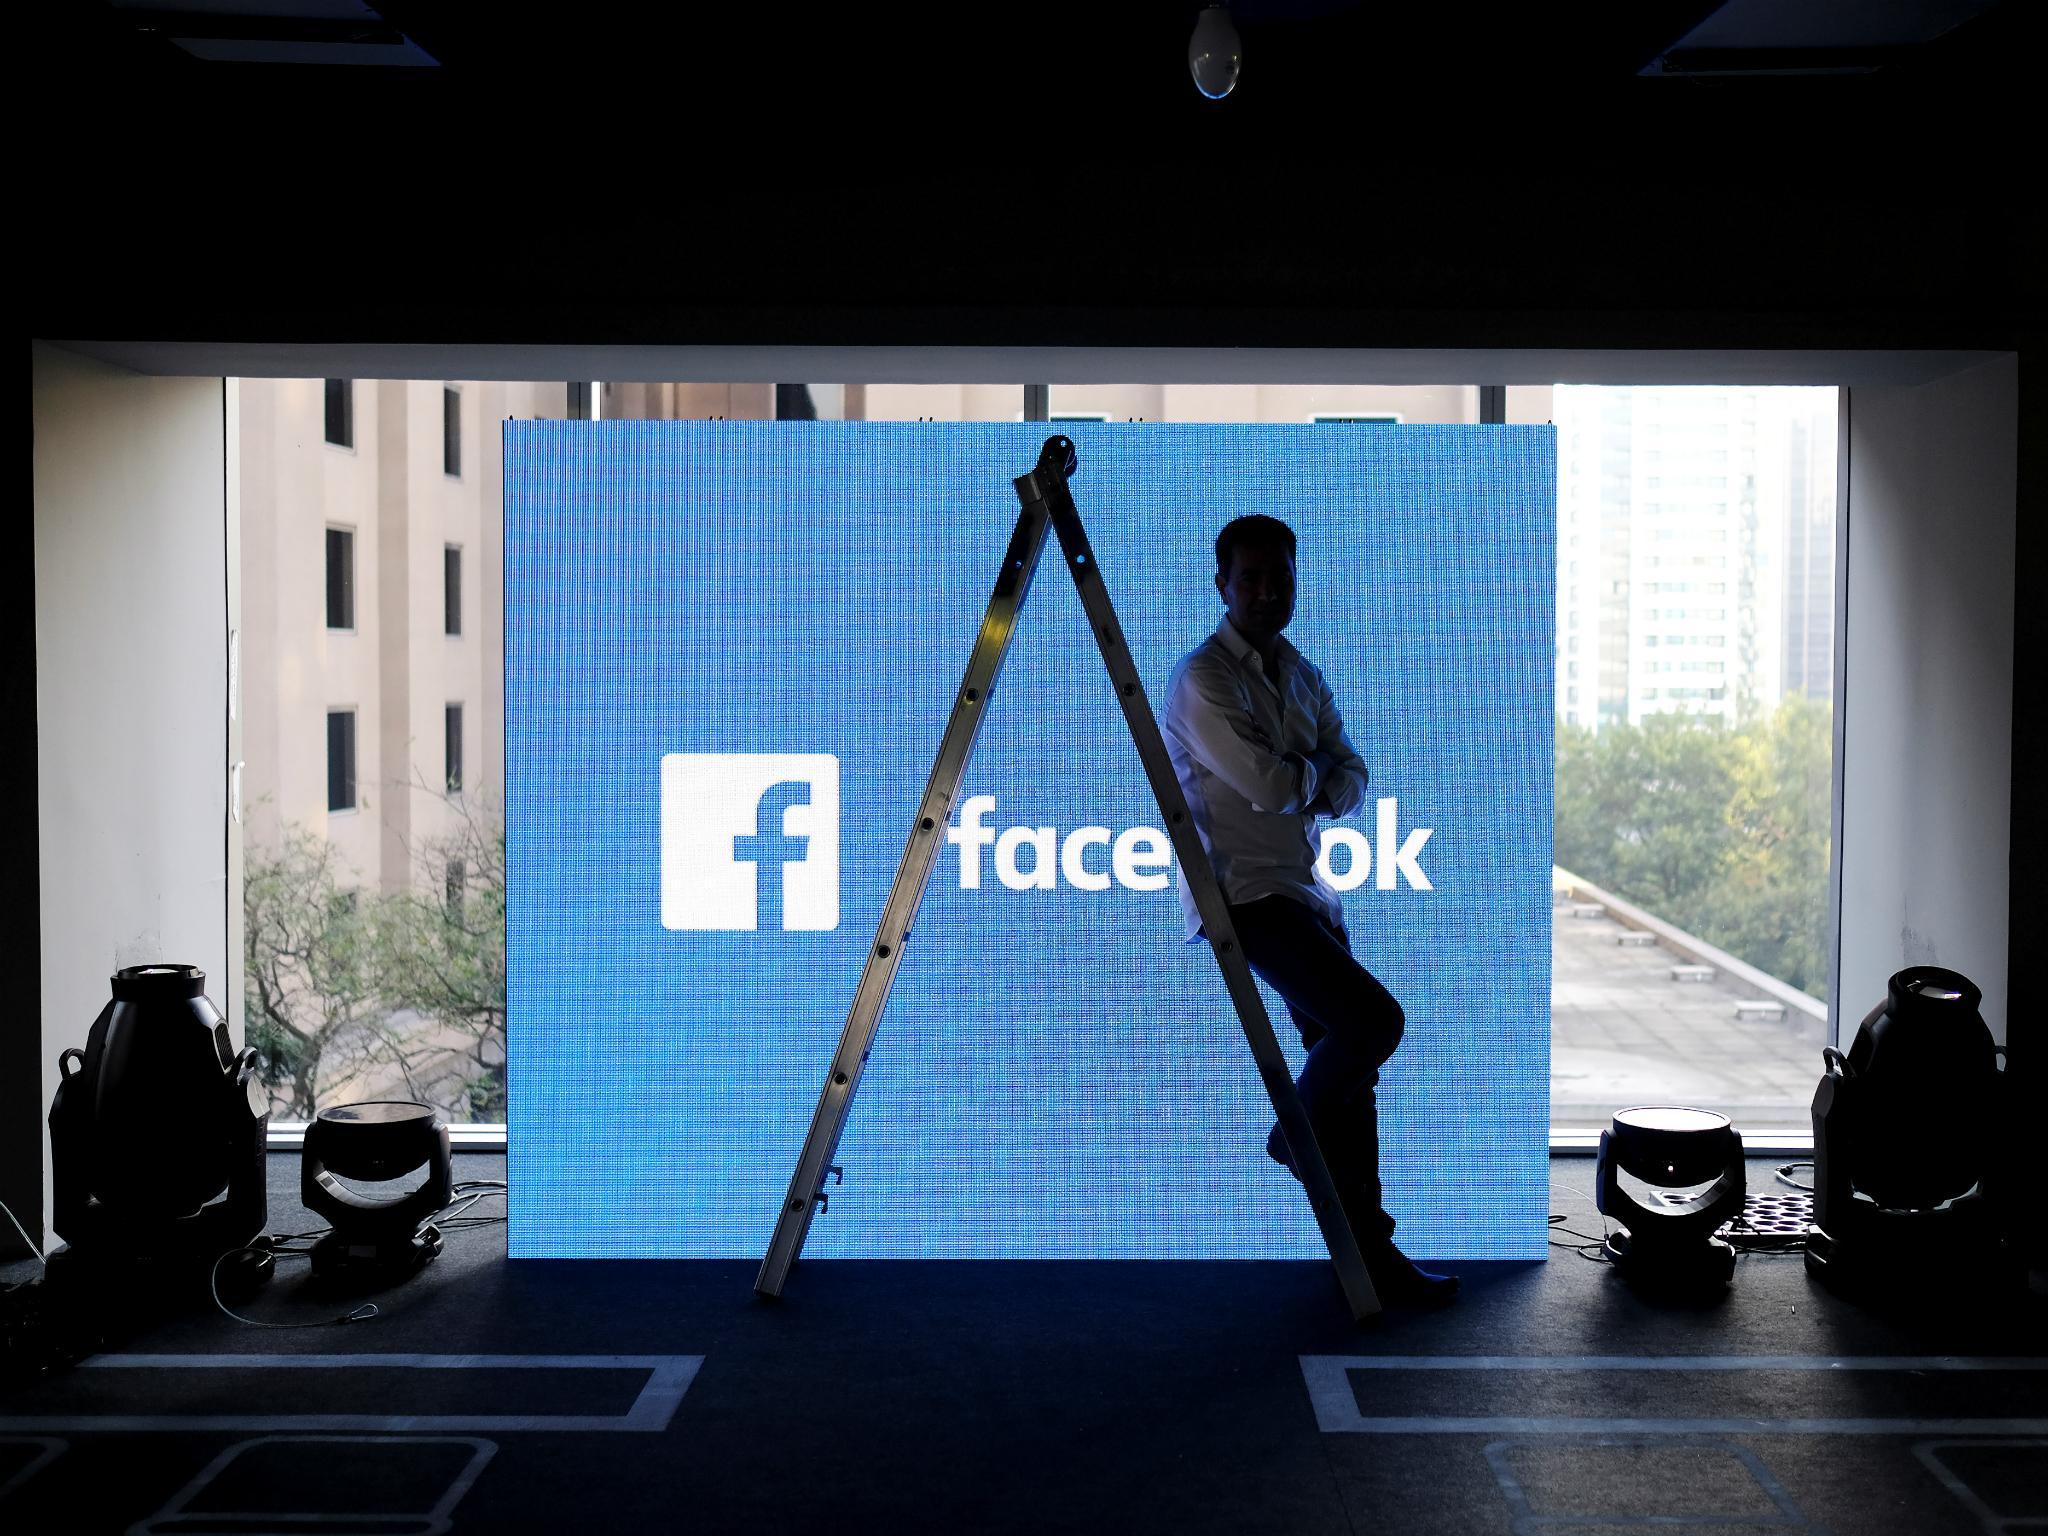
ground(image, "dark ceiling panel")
xmin=23 ymin=0 xmax=2042 ymax=353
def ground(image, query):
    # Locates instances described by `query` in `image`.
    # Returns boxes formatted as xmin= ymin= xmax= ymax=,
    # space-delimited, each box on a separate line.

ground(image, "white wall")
xmin=30 ymin=343 xmax=234 ymax=1224
xmin=1836 ymin=355 xmax=2017 ymax=1043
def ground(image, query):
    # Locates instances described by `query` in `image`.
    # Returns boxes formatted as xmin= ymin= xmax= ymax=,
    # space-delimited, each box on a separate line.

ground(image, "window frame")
xmin=326 ymin=707 xmax=358 ymax=815
xmin=324 ymin=525 xmax=356 ymax=632
xmin=323 ymin=378 xmax=355 ymax=450
xmin=444 ymin=544 xmax=462 ymax=637
xmin=445 ymin=701 xmax=464 ymax=794
xmin=443 ymin=384 xmax=462 ymax=479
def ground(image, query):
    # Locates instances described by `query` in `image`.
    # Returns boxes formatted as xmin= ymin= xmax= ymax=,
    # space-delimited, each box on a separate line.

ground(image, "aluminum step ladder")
xmin=754 ymin=435 xmax=1380 ymax=1321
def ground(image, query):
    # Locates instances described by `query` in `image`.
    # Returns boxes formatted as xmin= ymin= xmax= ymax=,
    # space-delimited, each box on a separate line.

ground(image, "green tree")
xmin=1698 ymin=695 xmax=1834 ymax=996
xmin=243 ymin=828 xmax=385 ymax=1117
xmin=374 ymin=791 xmax=508 ymax=1119
xmin=243 ymin=792 xmax=509 ymax=1120
xmin=1555 ymin=712 xmax=1740 ymax=918
xmin=1554 ymin=697 xmax=1834 ymax=999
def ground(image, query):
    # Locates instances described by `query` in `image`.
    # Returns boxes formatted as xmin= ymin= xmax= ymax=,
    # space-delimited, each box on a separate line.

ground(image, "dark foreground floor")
xmin=2 ymin=1155 xmax=2043 ymax=1534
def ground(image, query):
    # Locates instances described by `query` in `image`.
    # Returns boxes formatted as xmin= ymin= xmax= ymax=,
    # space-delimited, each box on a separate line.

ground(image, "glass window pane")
xmin=324 ymin=378 xmax=352 ymax=448
xmin=443 ymin=386 xmax=461 ymax=477
xmin=325 ymin=710 xmax=354 ymax=812
xmin=857 ymin=384 xmax=1030 ymax=421
xmin=1549 ymin=384 xmax=1838 ymax=1135
xmin=1074 ymin=384 xmax=1479 ymax=424
xmin=325 ymin=528 xmax=353 ymax=630
xmin=248 ymin=378 xmax=1836 ymax=1141
xmin=242 ymin=378 xmax=542 ymax=1125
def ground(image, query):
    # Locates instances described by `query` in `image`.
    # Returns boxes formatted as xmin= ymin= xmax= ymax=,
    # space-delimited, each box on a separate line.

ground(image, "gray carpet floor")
xmin=1 ymin=1154 xmax=2042 ymax=1533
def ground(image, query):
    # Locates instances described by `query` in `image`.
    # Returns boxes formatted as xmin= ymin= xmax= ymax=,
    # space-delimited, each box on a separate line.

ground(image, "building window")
xmin=324 ymin=379 xmax=353 ymax=448
xmin=325 ymin=527 xmax=355 ymax=630
xmin=444 ymin=546 xmax=462 ymax=636
xmin=446 ymin=857 xmax=467 ymax=919
xmin=443 ymin=386 xmax=461 ymax=478
xmin=1311 ymin=413 xmax=1402 ymax=425
xmin=327 ymin=710 xmax=357 ymax=813
xmin=445 ymin=703 xmax=463 ymax=793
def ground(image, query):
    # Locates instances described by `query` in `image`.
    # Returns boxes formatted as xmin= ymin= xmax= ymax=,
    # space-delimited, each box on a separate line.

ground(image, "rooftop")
xmin=1550 ymin=875 xmax=1825 ymax=1131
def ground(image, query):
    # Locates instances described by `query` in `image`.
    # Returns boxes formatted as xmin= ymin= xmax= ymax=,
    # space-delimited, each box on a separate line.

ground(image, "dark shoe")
xmin=1363 ymin=1240 xmax=1460 ymax=1310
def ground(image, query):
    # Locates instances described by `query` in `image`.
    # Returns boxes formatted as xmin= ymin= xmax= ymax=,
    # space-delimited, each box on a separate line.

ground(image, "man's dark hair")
xmin=1215 ymin=514 xmax=1297 ymax=578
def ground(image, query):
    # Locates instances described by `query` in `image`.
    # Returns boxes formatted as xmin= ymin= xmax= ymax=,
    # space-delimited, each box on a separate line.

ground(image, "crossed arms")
xmin=1165 ymin=658 xmax=1370 ymax=819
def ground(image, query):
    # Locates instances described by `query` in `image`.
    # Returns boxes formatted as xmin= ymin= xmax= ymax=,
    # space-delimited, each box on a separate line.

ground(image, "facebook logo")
xmin=660 ymin=754 xmax=840 ymax=931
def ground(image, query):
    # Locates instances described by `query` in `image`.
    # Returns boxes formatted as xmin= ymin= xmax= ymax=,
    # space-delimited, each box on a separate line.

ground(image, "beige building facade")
xmin=238 ymin=378 xmax=565 ymax=889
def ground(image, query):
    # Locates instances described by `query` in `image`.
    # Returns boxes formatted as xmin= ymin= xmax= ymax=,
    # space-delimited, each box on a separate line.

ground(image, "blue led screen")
xmin=505 ymin=421 xmax=1555 ymax=1259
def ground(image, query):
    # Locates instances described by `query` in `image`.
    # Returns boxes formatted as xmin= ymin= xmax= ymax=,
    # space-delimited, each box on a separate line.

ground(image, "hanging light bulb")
xmin=1189 ymin=6 xmax=1242 ymax=100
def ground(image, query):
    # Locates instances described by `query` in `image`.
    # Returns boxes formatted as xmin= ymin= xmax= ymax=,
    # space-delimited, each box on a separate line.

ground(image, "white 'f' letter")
xmin=949 ymin=794 xmax=998 ymax=889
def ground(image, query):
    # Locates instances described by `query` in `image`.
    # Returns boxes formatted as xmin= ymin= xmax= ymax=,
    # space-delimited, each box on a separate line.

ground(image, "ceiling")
xmin=44 ymin=2 xmax=2030 ymax=114
xmin=24 ymin=2 xmax=2042 ymax=357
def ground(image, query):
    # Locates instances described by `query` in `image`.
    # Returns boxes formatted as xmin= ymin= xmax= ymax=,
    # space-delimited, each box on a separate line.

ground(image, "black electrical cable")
xmin=1548 ymin=1213 xmax=1612 ymax=1263
xmin=208 ymin=1179 xmax=508 ymax=1331
xmin=1775 ymin=1161 xmax=1816 ymax=1192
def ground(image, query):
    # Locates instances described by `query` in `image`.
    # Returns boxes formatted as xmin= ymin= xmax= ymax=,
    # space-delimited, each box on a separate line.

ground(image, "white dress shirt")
xmin=1162 ymin=615 xmax=1371 ymax=941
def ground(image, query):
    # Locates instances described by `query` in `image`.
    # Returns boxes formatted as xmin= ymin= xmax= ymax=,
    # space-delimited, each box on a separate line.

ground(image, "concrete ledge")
xmin=1554 ymin=866 xmax=1829 ymax=1025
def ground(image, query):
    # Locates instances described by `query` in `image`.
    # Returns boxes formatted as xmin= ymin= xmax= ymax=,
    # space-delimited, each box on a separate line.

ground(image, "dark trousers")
xmin=1228 ymin=894 xmax=1405 ymax=1242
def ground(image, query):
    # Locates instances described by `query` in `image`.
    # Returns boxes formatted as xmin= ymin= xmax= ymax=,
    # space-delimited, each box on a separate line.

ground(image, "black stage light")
xmin=302 ymin=1102 xmax=453 ymax=1280
xmin=1595 ymin=1106 xmax=1746 ymax=1287
xmin=1807 ymin=966 xmax=2013 ymax=1295
xmin=46 ymin=965 xmax=268 ymax=1290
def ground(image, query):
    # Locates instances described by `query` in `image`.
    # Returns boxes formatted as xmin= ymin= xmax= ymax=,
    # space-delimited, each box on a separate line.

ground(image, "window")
xmin=445 ymin=858 xmax=466 ymax=919
xmin=1311 ymin=413 xmax=1402 ymax=425
xmin=445 ymin=703 xmax=463 ymax=793
xmin=1552 ymin=382 xmax=1839 ymax=1140
xmin=444 ymin=546 xmax=462 ymax=636
xmin=324 ymin=379 xmax=353 ymax=448
xmin=325 ymin=527 xmax=355 ymax=630
xmin=443 ymin=386 xmax=461 ymax=477
xmin=326 ymin=710 xmax=357 ymax=812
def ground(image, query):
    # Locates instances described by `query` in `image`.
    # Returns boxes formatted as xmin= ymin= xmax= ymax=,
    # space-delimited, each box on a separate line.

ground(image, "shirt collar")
xmin=1216 ymin=615 xmax=1297 ymax=673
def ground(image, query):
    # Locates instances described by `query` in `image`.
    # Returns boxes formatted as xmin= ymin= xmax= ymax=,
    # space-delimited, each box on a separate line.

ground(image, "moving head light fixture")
xmin=1594 ymin=1106 xmax=1746 ymax=1288
xmin=46 ymin=965 xmax=268 ymax=1289
xmin=302 ymin=1101 xmax=453 ymax=1280
xmin=1808 ymin=966 xmax=2014 ymax=1296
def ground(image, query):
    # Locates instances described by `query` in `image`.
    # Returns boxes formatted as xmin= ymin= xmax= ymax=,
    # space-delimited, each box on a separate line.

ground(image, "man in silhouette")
xmin=1162 ymin=514 xmax=1457 ymax=1308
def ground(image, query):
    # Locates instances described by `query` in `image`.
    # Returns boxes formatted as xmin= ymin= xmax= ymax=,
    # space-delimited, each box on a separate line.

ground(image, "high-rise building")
xmin=1779 ymin=407 xmax=1838 ymax=703
xmin=1554 ymin=385 xmax=1835 ymax=732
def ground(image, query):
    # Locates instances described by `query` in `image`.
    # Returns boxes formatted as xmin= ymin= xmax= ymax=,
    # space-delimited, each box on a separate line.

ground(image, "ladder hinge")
xmin=813 ymin=1164 xmax=845 ymax=1214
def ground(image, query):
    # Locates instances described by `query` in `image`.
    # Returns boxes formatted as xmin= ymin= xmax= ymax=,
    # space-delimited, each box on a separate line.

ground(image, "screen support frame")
xmin=754 ymin=435 xmax=1380 ymax=1321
